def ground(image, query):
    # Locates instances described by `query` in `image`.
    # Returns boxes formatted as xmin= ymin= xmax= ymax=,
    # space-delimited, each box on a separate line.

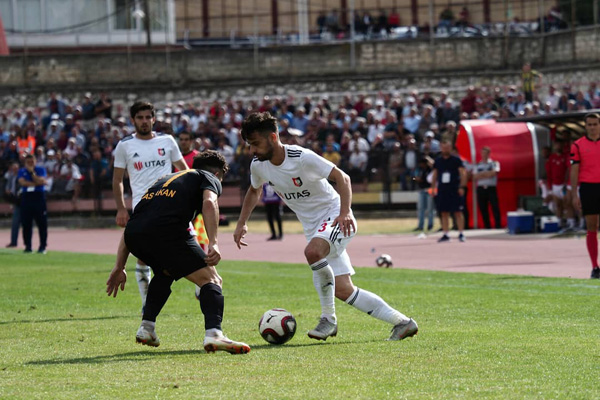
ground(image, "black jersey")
xmin=126 ymin=169 xmax=221 ymax=237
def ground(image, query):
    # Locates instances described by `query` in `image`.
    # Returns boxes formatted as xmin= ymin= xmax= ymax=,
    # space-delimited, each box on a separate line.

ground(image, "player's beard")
xmin=134 ymin=122 xmax=152 ymax=136
xmin=255 ymin=142 xmax=274 ymax=161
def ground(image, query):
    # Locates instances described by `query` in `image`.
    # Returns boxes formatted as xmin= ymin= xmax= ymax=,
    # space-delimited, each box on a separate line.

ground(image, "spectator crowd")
xmin=314 ymin=5 xmax=567 ymax=40
xmin=2 ymin=76 xmax=599 ymax=214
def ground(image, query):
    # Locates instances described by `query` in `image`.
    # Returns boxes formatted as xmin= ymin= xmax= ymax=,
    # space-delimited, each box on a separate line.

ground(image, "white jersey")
xmin=250 ymin=145 xmax=342 ymax=235
xmin=113 ymin=133 xmax=182 ymax=209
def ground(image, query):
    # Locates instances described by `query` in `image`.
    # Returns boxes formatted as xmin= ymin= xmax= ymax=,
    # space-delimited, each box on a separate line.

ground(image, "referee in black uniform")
xmin=106 ymin=150 xmax=250 ymax=354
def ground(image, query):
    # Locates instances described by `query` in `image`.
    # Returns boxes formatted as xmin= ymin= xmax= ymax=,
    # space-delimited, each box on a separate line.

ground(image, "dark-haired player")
xmin=112 ymin=101 xmax=188 ymax=311
xmin=234 ymin=112 xmax=417 ymax=341
xmin=107 ymin=151 xmax=250 ymax=354
xmin=571 ymin=113 xmax=600 ymax=279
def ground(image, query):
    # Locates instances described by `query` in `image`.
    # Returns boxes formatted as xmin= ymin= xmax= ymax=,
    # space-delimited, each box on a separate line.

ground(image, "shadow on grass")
xmin=27 ymin=349 xmax=206 ymax=365
xmin=0 ymin=315 xmax=129 ymax=326
xmin=247 ymin=338 xmax=380 ymax=351
xmin=26 ymin=338 xmax=383 ymax=365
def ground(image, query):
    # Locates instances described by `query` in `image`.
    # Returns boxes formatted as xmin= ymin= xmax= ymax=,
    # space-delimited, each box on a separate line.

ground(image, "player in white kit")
xmin=113 ymin=101 xmax=188 ymax=311
xmin=233 ymin=112 xmax=418 ymax=341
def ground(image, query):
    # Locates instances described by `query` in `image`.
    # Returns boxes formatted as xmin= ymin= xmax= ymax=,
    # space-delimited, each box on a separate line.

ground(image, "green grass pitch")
xmin=1 ymin=249 xmax=599 ymax=399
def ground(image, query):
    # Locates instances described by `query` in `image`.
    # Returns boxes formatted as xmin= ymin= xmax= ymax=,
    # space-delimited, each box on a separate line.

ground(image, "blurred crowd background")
xmin=1 ymin=69 xmax=598 ymax=212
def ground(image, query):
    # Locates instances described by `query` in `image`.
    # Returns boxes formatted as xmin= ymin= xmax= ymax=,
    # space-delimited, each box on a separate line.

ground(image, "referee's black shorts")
xmin=124 ymin=230 xmax=208 ymax=280
xmin=579 ymin=183 xmax=600 ymax=216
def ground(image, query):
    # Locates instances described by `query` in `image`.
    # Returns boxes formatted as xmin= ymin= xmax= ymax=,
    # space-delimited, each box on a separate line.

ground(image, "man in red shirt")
xmin=546 ymin=141 xmax=568 ymax=225
xmin=570 ymin=113 xmax=600 ymax=278
xmin=178 ymin=131 xmax=200 ymax=169
xmin=460 ymin=86 xmax=478 ymax=115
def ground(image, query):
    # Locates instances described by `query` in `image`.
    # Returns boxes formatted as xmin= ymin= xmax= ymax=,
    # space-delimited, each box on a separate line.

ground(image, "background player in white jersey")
xmin=233 ymin=112 xmax=418 ymax=341
xmin=113 ymin=101 xmax=188 ymax=311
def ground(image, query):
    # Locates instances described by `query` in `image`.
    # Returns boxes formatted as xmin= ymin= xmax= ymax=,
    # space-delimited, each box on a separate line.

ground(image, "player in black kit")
xmin=106 ymin=150 xmax=250 ymax=354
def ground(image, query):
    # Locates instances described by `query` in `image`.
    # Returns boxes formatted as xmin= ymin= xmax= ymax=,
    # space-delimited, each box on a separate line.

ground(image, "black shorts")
xmin=579 ymin=182 xmax=600 ymax=216
xmin=436 ymin=190 xmax=464 ymax=213
xmin=124 ymin=231 xmax=207 ymax=280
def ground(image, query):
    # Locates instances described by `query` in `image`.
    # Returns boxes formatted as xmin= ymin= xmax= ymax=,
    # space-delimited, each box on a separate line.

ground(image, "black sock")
xmin=199 ymin=283 xmax=224 ymax=331
xmin=142 ymin=271 xmax=173 ymax=322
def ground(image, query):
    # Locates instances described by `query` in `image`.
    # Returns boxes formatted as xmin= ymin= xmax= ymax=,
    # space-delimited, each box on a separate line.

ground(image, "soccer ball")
xmin=258 ymin=308 xmax=297 ymax=345
xmin=376 ymin=254 xmax=393 ymax=268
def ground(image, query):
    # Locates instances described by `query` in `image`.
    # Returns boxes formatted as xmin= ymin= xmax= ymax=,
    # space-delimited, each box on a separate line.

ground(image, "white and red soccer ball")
xmin=258 ymin=308 xmax=297 ymax=345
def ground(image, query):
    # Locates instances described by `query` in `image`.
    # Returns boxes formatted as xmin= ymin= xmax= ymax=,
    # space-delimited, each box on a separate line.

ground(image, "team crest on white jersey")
xmin=158 ymin=148 xmax=165 ymax=156
xmin=292 ymin=177 xmax=303 ymax=187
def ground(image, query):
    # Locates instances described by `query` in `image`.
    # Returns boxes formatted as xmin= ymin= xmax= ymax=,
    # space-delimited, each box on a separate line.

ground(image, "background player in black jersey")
xmin=106 ymin=151 xmax=250 ymax=354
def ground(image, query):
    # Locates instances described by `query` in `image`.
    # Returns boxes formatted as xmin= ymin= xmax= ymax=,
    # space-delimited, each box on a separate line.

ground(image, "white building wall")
xmin=0 ymin=0 xmax=176 ymax=47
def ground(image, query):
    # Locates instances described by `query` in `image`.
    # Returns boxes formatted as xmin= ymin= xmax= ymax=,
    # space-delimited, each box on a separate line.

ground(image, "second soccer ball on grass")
xmin=376 ymin=254 xmax=393 ymax=268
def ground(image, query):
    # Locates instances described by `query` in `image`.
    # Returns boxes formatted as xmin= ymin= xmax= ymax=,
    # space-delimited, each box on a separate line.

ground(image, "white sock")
xmin=567 ymin=218 xmax=575 ymax=228
xmin=205 ymin=328 xmax=223 ymax=338
xmin=135 ymin=262 xmax=151 ymax=306
xmin=345 ymin=287 xmax=408 ymax=326
xmin=310 ymin=259 xmax=336 ymax=323
xmin=141 ymin=320 xmax=155 ymax=331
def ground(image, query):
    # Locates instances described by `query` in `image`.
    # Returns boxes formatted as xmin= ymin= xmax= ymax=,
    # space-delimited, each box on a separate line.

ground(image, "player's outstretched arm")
xmin=112 ymin=167 xmax=129 ymax=227
xmin=106 ymin=233 xmax=129 ymax=297
xmin=234 ymin=185 xmax=262 ymax=249
xmin=202 ymin=189 xmax=221 ymax=266
xmin=328 ymin=166 xmax=355 ymax=237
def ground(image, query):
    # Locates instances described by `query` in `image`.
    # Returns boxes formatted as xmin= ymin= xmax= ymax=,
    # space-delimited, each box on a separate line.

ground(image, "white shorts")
xmin=307 ymin=214 xmax=357 ymax=277
xmin=551 ymin=185 xmax=565 ymax=199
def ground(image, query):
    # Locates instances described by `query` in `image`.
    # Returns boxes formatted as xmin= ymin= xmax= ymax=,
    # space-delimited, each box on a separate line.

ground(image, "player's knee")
xmin=304 ymin=246 xmax=325 ymax=264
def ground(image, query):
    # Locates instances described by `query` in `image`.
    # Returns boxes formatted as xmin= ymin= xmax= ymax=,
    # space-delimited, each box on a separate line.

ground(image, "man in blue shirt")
xmin=431 ymin=140 xmax=467 ymax=242
xmin=18 ymin=154 xmax=48 ymax=253
xmin=403 ymin=107 xmax=422 ymax=134
xmin=290 ymin=108 xmax=309 ymax=134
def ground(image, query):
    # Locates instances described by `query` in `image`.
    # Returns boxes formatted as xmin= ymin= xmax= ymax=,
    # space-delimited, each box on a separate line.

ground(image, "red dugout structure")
xmin=456 ymin=119 xmax=550 ymax=229
xmin=456 ymin=112 xmax=599 ymax=229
